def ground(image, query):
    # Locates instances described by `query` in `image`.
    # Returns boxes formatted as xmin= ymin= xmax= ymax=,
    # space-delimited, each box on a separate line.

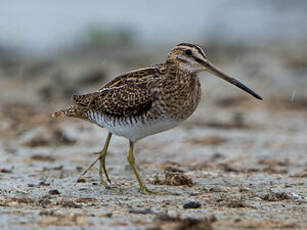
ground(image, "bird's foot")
xmin=139 ymin=186 xmax=157 ymax=194
xmin=99 ymin=177 xmax=112 ymax=189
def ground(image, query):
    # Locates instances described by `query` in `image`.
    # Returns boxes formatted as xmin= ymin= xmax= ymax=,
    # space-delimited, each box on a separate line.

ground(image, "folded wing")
xmin=72 ymin=66 xmax=163 ymax=118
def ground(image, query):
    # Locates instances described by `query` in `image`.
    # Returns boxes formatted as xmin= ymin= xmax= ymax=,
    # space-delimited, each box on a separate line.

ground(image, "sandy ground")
xmin=0 ymin=44 xmax=306 ymax=229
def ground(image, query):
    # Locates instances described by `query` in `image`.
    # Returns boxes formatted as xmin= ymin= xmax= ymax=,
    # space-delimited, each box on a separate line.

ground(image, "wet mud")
xmin=0 ymin=43 xmax=306 ymax=229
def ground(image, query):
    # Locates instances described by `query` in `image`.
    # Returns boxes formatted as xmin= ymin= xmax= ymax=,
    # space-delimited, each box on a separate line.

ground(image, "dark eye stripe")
xmin=176 ymin=43 xmax=207 ymax=59
xmin=193 ymin=56 xmax=207 ymax=65
xmin=177 ymin=57 xmax=188 ymax=63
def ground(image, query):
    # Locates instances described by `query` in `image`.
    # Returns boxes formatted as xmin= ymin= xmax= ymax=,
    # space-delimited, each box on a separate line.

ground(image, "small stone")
xmin=165 ymin=166 xmax=184 ymax=173
xmin=104 ymin=213 xmax=113 ymax=218
xmin=39 ymin=181 xmax=50 ymax=186
xmin=261 ymin=191 xmax=291 ymax=201
xmin=129 ymin=208 xmax=153 ymax=215
xmin=226 ymin=200 xmax=247 ymax=208
xmin=62 ymin=201 xmax=82 ymax=208
xmin=239 ymin=187 xmax=250 ymax=192
xmin=183 ymin=201 xmax=201 ymax=209
xmin=0 ymin=168 xmax=13 ymax=173
xmin=48 ymin=189 xmax=61 ymax=195
xmin=39 ymin=210 xmax=55 ymax=216
xmin=77 ymin=178 xmax=86 ymax=183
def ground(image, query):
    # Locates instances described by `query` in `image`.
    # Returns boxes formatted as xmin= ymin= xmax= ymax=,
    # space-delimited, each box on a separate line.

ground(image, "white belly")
xmin=88 ymin=111 xmax=180 ymax=142
xmin=109 ymin=119 xmax=181 ymax=142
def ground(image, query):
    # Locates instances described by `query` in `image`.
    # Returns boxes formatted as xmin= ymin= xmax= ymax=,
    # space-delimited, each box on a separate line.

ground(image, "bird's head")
xmin=167 ymin=43 xmax=262 ymax=100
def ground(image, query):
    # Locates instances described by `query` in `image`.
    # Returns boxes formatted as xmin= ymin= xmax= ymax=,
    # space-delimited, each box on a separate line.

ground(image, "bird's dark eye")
xmin=185 ymin=49 xmax=192 ymax=56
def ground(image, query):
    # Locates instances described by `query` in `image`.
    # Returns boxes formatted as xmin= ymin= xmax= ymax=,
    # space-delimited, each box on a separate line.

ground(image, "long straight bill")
xmin=205 ymin=61 xmax=263 ymax=100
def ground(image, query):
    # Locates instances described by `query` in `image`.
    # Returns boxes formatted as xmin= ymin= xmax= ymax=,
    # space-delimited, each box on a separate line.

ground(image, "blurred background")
xmin=1 ymin=0 xmax=307 ymax=178
xmin=0 ymin=1 xmax=307 ymax=228
xmin=1 ymin=0 xmax=307 ymax=100
xmin=1 ymin=0 xmax=307 ymax=104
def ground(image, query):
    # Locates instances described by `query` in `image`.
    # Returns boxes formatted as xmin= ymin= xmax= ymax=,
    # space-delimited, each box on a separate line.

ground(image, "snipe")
xmin=53 ymin=43 xmax=262 ymax=193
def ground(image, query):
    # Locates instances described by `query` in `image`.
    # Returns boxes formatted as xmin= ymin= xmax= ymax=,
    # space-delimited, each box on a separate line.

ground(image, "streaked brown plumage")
xmin=53 ymin=43 xmax=262 ymax=193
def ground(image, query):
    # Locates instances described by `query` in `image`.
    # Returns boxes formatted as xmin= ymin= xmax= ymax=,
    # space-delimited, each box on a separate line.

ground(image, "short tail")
xmin=52 ymin=104 xmax=84 ymax=118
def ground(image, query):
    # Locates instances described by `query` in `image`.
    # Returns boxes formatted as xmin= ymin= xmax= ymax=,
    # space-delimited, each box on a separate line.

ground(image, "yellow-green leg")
xmin=127 ymin=141 xmax=154 ymax=194
xmin=98 ymin=132 xmax=112 ymax=183
xmin=76 ymin=133 xmax=112 ymax=185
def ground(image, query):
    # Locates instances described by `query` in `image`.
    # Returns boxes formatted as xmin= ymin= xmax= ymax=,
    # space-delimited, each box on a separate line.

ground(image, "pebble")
xmin=48 ymin=189 xmax=61 ymax=195
xmin=183 ymin=201 xmax=201 ymax=209
xmin=62 ymin=201 xmax=82 ymax=208
xmin=129 ymin=208 xmax=153 ymax=215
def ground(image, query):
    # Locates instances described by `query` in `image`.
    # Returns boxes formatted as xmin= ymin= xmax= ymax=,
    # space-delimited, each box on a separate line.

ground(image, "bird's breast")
xmin=158 ymin=75 xmax=202 ymax=120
